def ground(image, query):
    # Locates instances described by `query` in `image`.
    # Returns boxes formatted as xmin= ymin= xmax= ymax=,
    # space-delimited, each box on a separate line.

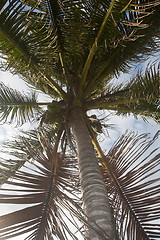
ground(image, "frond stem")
xmin=0 ymin=102 xmax=50 ymax=106
xmin=84 ymin=47 xmax=121 ymax=97
xmin=35 ymin=126 xmax=63 ymax=239
xmin=86 ymin=98 xmax=139 ymax=110
xmin=52 ymin=126 xmax=63 ymax=169
xmin=86 ymin=88 xmax=130 ymax=104
xmin=78 ymin=0 xmax=117 ymax=99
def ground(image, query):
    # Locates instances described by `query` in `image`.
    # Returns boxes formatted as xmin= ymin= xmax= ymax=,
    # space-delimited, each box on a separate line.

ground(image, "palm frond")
xmin=0 ymin=125 xmax=64 ymax=187
xmin=1 ymin=0 xmax=160 ymax=100
xmin=0 ymin=157 xmax=25 ymax=187
xmin=83 ymin=0 xmax=160 ymax=97
xmin=128 ymin=63 xmax=160 ymax=100
xmin=78 ymin=0 xmax=118 ymax=97
xmin=86 ymin=64 xmax=160 ymax=124
xmin=0 ymin=127 xmax=51 ymax=188
xmin=44 ymin=0 xmax=66 ymax=71
xmin=0 ymin=0 xmax=66 ymax=98
xmin=0 ymin=83 xmax=42 ymax=125
xmin=1 ymin=131 xmax=44 ymax=160
xmin=0 ymin=132 xmax=87 ymax=240
xmin=102 ymin=131 xmax=160 ymax=240
xmin=114 ymin=99 xmax=160 ymax=124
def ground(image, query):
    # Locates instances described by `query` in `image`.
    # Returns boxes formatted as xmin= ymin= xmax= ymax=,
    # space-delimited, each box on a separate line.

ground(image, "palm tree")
xmin=0 ymin=0 xmax=160 ymax=239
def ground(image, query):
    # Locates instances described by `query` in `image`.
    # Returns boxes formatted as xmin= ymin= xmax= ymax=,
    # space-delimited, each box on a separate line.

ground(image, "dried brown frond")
xmin=102 ymin=131 xmax=160 ymax=240
xmin=0 ymin=134 xmax=85 ymax=240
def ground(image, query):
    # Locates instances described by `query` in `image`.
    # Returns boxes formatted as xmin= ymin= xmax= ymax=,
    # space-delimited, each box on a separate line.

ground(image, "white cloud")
xmin=0 ymin=70 xmax=29 ymax=91
xmin=0 ymin=124 xmax=16 ymax=143
xmin=98 ymin=112 xmax=160 ymax=153
xmin=0 ymin=70 xmax=52 ymax=104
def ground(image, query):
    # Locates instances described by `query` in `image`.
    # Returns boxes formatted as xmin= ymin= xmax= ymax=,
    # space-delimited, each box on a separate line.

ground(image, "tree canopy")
xmin=0 ymin=0 xmax=160 ymax=239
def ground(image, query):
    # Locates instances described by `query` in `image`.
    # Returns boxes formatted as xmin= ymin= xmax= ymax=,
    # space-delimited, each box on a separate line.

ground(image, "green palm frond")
xmin=128 ymin=63 xmax=160 ymax=100
xmin=1 ymin=0 xmax=160 ymax=100
xmin=0 ymin=0 xmax=66 ymax=98
xmin=102 ymin=131 xmax=160 ymax=240
xmin=0 ymin=83 xmax=42 ymax=125
xmin=114 ymin=99 xmax=160 ymax=124
xmin=79 ymin=0 xmax=118 ymax=96
xmin=83 ymin=1 xmax=160 ymax=97
xmin=86 ymin=63 xmax=160 ymax=123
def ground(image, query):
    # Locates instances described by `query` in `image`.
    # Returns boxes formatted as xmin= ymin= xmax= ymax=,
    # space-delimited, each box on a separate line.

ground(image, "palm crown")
xmin=0 ymin=0 xmax=160 ymax=239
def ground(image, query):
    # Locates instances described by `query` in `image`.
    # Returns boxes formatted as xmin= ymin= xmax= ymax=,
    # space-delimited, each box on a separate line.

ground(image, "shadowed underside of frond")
xmin=0 ymin=83 xmax=43 ymax=125
xmin=86 ymin=63 xmax=160 ymax=124
xmin=0 ymin=0 xmax=66 ymax=98
xmin=0 ymin=124 xmax=77 ymax=190
xmin=0 ymin=158 xmax=25 ymax=187
xmin=102 ymin=131 xmax=160 ymax=240
xmin=0 ymin=138 xmax=87 ymax=240
xmin=0 ymin=0 xmax=160 ymax=100
xmin=0 ymin=128 xmax=160 ymax=239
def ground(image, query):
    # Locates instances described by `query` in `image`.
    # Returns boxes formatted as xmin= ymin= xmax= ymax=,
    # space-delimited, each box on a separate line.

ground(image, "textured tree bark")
xmin=70 ymin=107 xmax=114 ymax=240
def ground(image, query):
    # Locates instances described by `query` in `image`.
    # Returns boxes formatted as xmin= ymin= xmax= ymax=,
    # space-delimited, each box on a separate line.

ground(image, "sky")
xmin=0 ymin=63 xmax=160 ymax=239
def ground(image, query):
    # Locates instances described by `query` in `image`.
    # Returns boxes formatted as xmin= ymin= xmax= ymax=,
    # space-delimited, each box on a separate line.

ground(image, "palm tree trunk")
xmin=70 ymin=107 xmax=114 ymax=240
